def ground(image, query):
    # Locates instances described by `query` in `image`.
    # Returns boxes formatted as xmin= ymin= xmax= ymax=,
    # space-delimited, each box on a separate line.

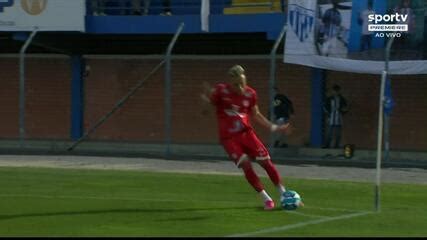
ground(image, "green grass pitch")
xmin=0 ymin=166 xmax=425 ymax=237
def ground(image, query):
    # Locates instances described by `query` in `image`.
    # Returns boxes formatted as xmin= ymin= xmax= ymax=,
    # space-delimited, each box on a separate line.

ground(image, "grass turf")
xmin=0 ymin=166 xmax=425 ymax=237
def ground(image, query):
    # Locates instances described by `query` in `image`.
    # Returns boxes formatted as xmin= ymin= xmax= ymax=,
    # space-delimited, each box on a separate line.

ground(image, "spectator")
xmin=160 ymin=0 xmax=172 ymax=16
xmin=137 ymin=0 xmax=171 ymax=16
xmin=393 ymin=0 xmax=416 ymax=49
xmin=91 ymin=0 xmax=107 ymax=16
xmin=272 ymin=87 xmax=294 ymax=148
xmin=358 ymin=0 xmax=375 ymax=52
xmin=323 ymin=84 xmax=348 ymax=149
xmin=128 ymin=0 xmax=147 ymax=15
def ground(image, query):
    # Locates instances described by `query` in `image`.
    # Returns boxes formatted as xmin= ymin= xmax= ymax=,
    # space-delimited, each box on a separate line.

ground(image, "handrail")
xmin=87 ymin=0 xmax=284 ymax=15
xmin=19 ymin=28 xmax=38 ymax=149
xmin=165 ymin=22 xmax=185 ymax=158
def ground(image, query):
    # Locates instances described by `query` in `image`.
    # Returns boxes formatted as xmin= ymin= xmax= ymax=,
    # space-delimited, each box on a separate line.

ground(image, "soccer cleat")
xmin=264 ymin=200 xmax=275 ymax=210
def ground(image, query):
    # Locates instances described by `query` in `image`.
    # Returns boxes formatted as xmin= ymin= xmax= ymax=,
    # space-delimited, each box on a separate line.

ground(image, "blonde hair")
xmin=228 ymin=65 xmax=245 ymax=77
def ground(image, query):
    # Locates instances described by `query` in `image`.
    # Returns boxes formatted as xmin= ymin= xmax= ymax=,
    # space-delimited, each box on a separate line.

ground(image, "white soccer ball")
xmin=281 ymin=190 xmax=303 ymax=210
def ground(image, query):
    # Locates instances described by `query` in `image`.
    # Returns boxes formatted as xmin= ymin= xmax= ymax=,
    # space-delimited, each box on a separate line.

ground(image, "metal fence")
xmin=87 ymin=0 xmax=286 ymax=16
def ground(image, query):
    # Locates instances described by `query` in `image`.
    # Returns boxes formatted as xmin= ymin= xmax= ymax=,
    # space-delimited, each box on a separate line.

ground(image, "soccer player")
xmin=201 ymin=65 xmax=299 ymax=210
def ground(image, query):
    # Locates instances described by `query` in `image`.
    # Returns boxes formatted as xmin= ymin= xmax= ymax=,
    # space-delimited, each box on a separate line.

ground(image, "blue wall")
xmin=71 ymin=56 xmax=84 ymax=140
xmin=310 ymin=68 xmax=325 ymax=147
xmin=85 ymin=0 xmax=285 ymax=39
xmin=86 ymin=13 xmax=287 ymax=40
xmin=91 ymin=0 xmax=232 ymax=15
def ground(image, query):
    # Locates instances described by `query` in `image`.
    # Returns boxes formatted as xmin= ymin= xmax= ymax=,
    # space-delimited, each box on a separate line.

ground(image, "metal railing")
xmin=87 ymin=0 xmax=285 ymax=16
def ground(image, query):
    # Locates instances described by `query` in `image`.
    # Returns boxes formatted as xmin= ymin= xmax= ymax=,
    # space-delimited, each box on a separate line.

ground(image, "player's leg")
xmin=221 ymin=137 xmax=274 ymax=210
xmin=243 ymin=131 xmax=287 ymax=199
xmin=258 ymin=159 xmax=286 ymax=194
xmin=239 ymin=160 xmax=275 ymax=210
xmin=325 ymin=125 xmax=333 ymax=148
xmin=334 ymin=125 xmax=342 ymax=148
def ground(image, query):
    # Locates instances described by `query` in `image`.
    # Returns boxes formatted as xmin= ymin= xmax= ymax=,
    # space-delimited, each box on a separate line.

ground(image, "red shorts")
xmin=221 ymin=130 xmax=271 ymax=167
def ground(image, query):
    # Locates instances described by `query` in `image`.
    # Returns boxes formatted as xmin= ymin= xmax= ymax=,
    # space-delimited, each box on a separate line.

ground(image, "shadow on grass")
xmin=0 ymin=205 xmax=264 ymax=221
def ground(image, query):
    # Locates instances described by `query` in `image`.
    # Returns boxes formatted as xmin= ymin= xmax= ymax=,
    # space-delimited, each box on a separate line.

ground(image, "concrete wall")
xmin=0 ymin=55 xmax=426 ymax=151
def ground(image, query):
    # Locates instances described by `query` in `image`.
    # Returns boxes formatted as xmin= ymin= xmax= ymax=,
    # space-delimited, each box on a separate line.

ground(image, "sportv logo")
xmin=368 ymin=13 xmax=408 ymax=32
xmin=368 ymin=13 xmax=408 ymax=24
xmin=21 ymin=0 xmax=47 ymax=15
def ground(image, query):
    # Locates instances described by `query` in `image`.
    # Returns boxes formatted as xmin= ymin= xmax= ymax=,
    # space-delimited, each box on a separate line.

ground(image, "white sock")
xmin=259 ymin=190 xmax=272 ymax=202
xmin=277 ymin=184 xmax=286 ymax=195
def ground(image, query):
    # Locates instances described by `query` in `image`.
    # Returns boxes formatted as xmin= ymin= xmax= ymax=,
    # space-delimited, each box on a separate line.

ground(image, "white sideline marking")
xmin=227 ymin=211 xmax=373 ymax=237
xmin=286 ymin=211 xmax=327 ymax=219
xmin=303 ymin=206 xmax=360 ymax=212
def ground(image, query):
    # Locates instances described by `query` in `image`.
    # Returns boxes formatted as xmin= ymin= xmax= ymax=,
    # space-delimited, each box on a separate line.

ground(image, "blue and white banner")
xmin=284 ymin=0 xmax=427 ymax=75
xmin=0 ymin=0 xmax=85 ymax=32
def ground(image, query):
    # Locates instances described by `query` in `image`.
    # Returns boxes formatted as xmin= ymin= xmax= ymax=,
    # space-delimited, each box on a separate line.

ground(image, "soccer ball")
xmin=281 ymin=190 xmax=303 ymax=210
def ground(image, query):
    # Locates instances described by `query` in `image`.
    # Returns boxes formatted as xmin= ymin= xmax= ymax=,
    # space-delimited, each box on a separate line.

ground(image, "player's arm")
xmin=251 ymin=104 xmax=291 ymax=134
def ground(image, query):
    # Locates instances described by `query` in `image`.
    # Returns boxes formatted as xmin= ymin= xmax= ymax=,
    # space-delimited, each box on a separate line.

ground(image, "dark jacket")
xmin=273 ymin=94 xmax=294 ymax=119
xmin=324 ymin=94 xmax=348 ymax=126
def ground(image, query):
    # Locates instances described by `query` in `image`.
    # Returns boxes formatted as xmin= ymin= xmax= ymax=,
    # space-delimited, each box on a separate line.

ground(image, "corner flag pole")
xmin=375 ymin=36 xmax=395 ymax=212
xmin=383 ymin=34 xmax=395 ymax=164
xmin=375 ymin=70 xmax=386 ymax=213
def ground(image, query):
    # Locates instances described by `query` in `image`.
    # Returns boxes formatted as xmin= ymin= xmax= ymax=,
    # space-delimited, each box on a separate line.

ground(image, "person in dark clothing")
xmin=323 ymin=84 xmax=348 ymax=148
xmin=134 ymin=0 xmax=171 ymax=15
xmin=91 ymin=0 xmax=107 ymax=15
xmin=161 ymin=0 xmax=172 ymax=15
xmin=273 ymin=87 xmax=295 ymax=148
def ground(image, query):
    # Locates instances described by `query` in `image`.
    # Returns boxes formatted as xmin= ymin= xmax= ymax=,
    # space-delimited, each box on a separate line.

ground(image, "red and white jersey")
xmin=210 ymin=83 xmax=258 ymax=140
